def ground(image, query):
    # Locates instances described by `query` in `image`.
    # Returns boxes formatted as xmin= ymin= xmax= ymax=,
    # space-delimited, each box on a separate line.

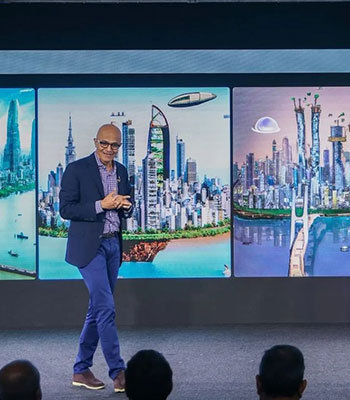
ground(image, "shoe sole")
xmin=114 ymin=388 xmax=125 ymax=393
xmin=72 ymin=381 xmax=105 ymax=390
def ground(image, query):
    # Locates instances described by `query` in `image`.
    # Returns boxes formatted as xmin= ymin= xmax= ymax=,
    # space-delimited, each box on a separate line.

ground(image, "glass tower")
xmin=147 ymin=105 xmax=170 ymax=188
xmin=176 ymin=136 xmax=185 ymax=179
xmin=3 ymin=99 xmax=21 ymax=172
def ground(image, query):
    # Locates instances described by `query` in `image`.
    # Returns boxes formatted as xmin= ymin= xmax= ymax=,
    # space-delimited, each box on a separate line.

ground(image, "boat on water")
xmin=340 ymin=245 xmax=349 ymax=252
xmin=8 ymin=250 xmax=18 ymax=257
xmin=17 ymin=232 xmax=29 ymax=239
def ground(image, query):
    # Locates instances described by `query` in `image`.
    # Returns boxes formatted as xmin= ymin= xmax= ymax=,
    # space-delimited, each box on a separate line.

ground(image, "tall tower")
xmin=293 ymin=98 xmax=307 ymax=178
xmin=282 ymin=137 xmax=289 ymax=167
xmin=311 ymin=96 xmax=321 ymax=181
xmin=272 ymin=139 xmax=277 ymax=181
xmin=56 ymin=163 xmax=64 ymax=187
xmin=122 ymin=120 xmax=136 ymax=191
xmin=246 ymin=153 xmax=254 ymax=188
xmin=65 ymin=114 xmax=76 ymax=168
xmin=147 ymin=105 xmax=170 ymax=188
xmin=185 ymin=158 xmax=197 ymax=185
xmin=176 ymin=136 xmax=185 ymax=179
xmin=328 ymin=125 xmax=346 ymax=191
xmin=3 ymin=99 xmax=21 ymax=172
xmin=30 ymin=119 xmax=36 ymax=166
xmin=323 ymin=149 xmax=330 ymax=183
xmin=142 ymin=153 xmax=158 ymax=230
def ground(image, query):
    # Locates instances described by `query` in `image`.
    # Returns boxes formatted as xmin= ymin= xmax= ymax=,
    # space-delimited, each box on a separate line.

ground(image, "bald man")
xmin=59 ymin=124 xmax=133 ymax=393
xmin=0 ymin=360 xmax=42 ymax=400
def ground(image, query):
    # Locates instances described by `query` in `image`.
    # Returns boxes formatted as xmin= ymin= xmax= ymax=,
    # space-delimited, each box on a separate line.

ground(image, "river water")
xmin=0 ymin=190 xmax=36 ymax=280
xmin=234 ymin=216 xmax=350 ymax=277
xmin=3 ymin=191 xmax=348 ymax=279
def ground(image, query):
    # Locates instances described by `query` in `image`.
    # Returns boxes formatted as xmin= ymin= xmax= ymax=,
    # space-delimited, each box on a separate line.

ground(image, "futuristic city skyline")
xmin=233 ymin=87 xmax=350 ymax=211
xmin=38 ymin=88 xmax=230 ymax=234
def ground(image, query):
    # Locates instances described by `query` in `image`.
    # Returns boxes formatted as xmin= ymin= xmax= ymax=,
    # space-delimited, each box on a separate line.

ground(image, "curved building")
xmin=147 ymin=105 xmax=170 ymax=188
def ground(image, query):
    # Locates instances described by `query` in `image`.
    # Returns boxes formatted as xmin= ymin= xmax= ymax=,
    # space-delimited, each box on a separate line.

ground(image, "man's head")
xmin=256 ymin=345 xmax=307 ymax=399
xmin=94 ymin=123 xmax=122 ymax=165
xmin=0 ymin=360 xmax=42 ymax=400
xmin=125 ymin=350 xmax=173 ymax=400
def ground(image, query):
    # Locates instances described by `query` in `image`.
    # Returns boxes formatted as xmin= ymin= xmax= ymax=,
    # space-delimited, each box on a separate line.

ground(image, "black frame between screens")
xmin=0 ymin=72 xmax=350 ymax=280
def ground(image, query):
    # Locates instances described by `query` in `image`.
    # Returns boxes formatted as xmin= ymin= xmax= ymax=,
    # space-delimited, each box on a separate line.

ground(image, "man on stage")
xmin=59 ymin=123 xmax=132 ymax=393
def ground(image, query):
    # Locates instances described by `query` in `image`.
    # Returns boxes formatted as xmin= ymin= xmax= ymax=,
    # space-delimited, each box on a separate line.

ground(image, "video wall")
xmin=0 ymin=87 xmax=231 ymax=280
xmin=2 ymin=85 xmax=350 ymax=280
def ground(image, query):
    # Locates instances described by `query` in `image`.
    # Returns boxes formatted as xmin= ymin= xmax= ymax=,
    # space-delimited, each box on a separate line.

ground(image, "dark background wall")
xmin=0 ymin=3 xmax=350 ymax=329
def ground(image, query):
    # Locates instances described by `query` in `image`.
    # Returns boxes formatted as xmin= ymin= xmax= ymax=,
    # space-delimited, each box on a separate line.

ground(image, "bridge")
xmin=289 ymin=185 xmax=322 ymax=277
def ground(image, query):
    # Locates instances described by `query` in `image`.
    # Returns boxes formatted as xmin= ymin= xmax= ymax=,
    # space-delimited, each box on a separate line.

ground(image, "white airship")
xmin=168 ymin=92 xmax=217 ymax=108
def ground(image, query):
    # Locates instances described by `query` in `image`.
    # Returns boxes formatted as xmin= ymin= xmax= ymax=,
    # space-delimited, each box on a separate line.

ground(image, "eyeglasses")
xmin=96 ymin=139 xmax=122 ymax=151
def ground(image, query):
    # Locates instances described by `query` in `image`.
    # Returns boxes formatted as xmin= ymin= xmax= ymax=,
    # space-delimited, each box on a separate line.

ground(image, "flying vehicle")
xmin=168 ymin=92 xmax=217 ymax=108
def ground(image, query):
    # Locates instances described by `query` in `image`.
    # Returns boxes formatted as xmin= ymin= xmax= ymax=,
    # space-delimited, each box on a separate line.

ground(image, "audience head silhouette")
xmin=0 ymin=360 xmax=42 ymax=400
xmin=256 ymin=345 xmax=307 ymax=400
xmin=125 ymin=350 xmax=173 ymax=400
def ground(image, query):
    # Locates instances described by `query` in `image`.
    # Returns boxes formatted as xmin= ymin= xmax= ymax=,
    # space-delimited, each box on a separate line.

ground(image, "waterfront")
xmin=0 ymin=190 xmax=36 ymax=280
xmin=39 ymin=232 xmax=231 ymax=279
xmin=234 ymin=216 xmax=350 ymax=277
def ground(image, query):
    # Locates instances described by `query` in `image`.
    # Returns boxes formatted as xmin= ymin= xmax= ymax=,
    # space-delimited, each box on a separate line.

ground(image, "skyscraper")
xmin=122 ymin=120 xmax=136 ymax=190
xmin=293 ymin=98 xmax=307 ymax=176
xmin=185 ymin=158 xmax=197 ymax=185
xmin=142 ymin=153 xmax=158 ymax=229
xmin=246 ymin=153 xmax=254 ymax=188
xmin=329 ymin=125 xmax=346 ymax=191
xmin=147 ymin=105 xmax=170 ymax=188
xmin=56 ymin=163 xmax=64 ymax=187
xmin=3 ymin=99 xmax=21 ymax=172
xmin=176 ymin=136 xmax=185 ymax=179
xmin=282 ymin=137 xmax=289 ymax=167
xmin=323 ymin=149 xmax=330 ymax=183
xmin=65 ymin=114 xmax=76 ymax=168
xmin=311 ymin=100 xmax=321 ymax=181
xmin=272 ymin=140 xmax=277 ymax=180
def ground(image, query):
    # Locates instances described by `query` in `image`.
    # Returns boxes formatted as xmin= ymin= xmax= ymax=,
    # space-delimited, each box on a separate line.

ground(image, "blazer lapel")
xmin=87 ymin=153 xmax=104 ymax=198
xmin=115 ymin=162 xmax=124 ymax=194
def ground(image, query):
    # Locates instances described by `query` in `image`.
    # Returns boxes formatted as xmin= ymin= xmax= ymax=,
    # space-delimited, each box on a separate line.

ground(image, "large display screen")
xmin=38 ymin=87 xmax=231 ymax=279
xmin=233 ymin=87 xmax=350 ymax=277
xmin=0 ymin=89 xmax=36 ymax=280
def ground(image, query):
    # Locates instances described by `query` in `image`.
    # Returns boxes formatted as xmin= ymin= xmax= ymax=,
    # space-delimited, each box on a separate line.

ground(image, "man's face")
xmin=94 ymin=125 xmax=121 ymax=165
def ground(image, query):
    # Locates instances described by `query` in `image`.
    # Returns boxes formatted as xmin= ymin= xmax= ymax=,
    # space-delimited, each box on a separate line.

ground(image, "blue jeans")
xmin=73 ymin=237 xmax=125 ymax=379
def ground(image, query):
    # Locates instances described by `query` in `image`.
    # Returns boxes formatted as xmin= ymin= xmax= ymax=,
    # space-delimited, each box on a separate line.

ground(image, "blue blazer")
xmin=59 ymin=153 xmax=132 ymax=268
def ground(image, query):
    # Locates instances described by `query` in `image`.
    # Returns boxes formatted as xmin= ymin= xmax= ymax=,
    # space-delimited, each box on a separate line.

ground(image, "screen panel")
xmin=0 ymin=88 xmax=36 ymax=280
xmin=233 ymin=87 xmax=350 ymax=277
xmin=38 ymin=87 xmax=231 ymax=279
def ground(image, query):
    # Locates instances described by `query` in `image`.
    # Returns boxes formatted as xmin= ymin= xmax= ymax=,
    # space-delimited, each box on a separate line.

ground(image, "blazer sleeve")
xmin=59 ymin=163 xmax=97 ymax=222
xmin=120 ymin=167 xmax=134 ymax=219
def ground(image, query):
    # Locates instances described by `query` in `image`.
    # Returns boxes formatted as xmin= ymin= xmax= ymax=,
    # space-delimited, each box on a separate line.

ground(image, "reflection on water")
xmin=234 ymin=216 xmax=350 ymax=277
xmin=234 ymin=218 xmax=289 ymax=248
xmin=0 ymin=190 xmax=36 ymax=280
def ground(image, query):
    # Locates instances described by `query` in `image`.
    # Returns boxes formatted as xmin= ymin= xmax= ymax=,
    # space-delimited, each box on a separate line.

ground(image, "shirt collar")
xmin=94 ymin=151 xmax=116 ymax=173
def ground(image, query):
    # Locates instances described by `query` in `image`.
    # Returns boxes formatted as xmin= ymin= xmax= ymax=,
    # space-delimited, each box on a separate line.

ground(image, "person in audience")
xmin=125 ymin=350 xmax=173 ymax=400
xmin=0 ymin=360 xmax=42 ymax=400
xmin=256 ymin=345 xmax=307 ymax=400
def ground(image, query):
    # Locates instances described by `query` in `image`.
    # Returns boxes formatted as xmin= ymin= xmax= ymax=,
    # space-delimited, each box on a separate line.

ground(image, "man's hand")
xmin=101 ymin=190 xmax=131 ymax=210
xmin=115 ymin=194 xmax=132 ymax=210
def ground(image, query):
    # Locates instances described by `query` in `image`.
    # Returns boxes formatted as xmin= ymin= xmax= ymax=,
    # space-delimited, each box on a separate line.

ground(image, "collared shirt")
xmin=94 ymin=152 xmax=120 ymax=233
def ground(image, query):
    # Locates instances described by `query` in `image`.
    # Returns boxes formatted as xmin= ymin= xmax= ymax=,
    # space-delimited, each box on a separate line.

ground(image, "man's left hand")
xmin=114 ymin=195 xmax=132 ymax=210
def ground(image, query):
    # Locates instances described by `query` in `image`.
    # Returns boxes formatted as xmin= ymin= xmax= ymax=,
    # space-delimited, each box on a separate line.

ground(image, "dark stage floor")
xmin=1 ymin=324 xmax=349 ymax=399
